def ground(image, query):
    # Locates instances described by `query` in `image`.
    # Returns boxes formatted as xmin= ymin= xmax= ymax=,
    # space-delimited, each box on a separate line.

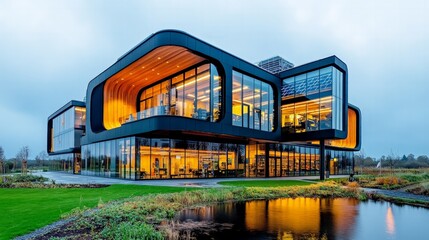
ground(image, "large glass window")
xmin=232 ymin=71 xmax=275 ymax=132
xmin=137 ymin=63 xmax=222 ymax=122
xmin=171 ymin=139 xmax=186 ymax=178
xmin=281 ymin=66 xmax=344 ymax=133
xmin=78 ymin=139 xmax=355 ymax=179
xmin=51 ymin=106 xmax=86 ymax=153
xmin=151 ymin=139 xmax=170 ymax=179
xmin=232 ymin=71 xmax=243 ymax=127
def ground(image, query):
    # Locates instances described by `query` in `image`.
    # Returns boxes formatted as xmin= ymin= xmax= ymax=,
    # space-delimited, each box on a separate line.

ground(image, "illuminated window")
xmin=232 ymin=70 xmax=275 ymax=132
xmin=281 ymin=66 xmax=344 ymax=133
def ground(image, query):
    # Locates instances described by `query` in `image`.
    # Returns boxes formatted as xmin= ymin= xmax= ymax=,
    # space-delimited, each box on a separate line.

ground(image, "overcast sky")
xmin=1 ymin=0 xmax=428 ymax=159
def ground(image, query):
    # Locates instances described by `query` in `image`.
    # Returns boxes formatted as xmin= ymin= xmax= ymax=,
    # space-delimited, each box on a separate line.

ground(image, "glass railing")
xmin=121 ymin=105 xmax=210 ymax=124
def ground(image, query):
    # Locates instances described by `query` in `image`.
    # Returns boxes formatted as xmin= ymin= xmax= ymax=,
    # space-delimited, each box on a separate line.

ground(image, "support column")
xmin=320 ymin=139 xmax=325 ymax=180
xmin=265 ymin=143 xmax=270 ymax=178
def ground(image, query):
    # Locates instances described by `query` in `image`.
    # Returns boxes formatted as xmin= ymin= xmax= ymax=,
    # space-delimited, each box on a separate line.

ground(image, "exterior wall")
xmin=81 ymin=137 xmax=354 ymax=180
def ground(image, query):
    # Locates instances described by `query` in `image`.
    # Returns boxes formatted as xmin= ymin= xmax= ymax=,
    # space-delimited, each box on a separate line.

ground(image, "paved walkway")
xmin=362 ymin=187 xmax=429 ymax=203
xmin=34 ymin=171 xmax=347 ymax=187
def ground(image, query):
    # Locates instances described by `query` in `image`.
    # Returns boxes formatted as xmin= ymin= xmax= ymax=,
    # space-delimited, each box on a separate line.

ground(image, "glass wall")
xmin=48 ymin=153 xmax=81 ymax=174
xmin=246 ymin=143 xmax=353 ymax=178
xmin=80 ymin=138 xmax=354 ymax=180
xmin=281 ymin=66 xmax=344 ymax=133
xmin=132 ymin=63 xmax=222 ymax=123
xmin=81 ymin=137 xmax=246 ymax=180
xmin=232 ymin=71 xmax=275 ymax=131
xmin=51 ymin=106 xmax=86 ymax=152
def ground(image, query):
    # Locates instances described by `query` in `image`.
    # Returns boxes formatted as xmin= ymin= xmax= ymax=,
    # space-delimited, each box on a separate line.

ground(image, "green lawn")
xmin=218 ymin=179 xmax=314 ymax=187
xmin=0 ymin=185 xmax=190 ymax=240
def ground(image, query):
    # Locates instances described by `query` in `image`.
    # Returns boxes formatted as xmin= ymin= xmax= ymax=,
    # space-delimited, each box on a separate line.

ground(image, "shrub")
xmin=374 ymin=176 xmax=406 ymax=189
xmin=99 ymin=222 xmax=163 ymax=240
xmin=9 ymin=174 xmax=48 ymax=183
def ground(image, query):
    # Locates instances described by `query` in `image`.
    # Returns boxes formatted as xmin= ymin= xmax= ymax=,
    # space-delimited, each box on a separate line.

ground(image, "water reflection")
xmin=386 ymin=206 xmax=395 ymax=236
xmin=245 ymin=198 xmax=359 ymax=239
xmin=178 ymin=198 xmax=429 ymax=240
xmin=179 ymin=198 xmax=359 ymax=239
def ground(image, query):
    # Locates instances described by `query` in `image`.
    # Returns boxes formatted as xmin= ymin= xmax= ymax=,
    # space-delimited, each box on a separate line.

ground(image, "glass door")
xmin=269 ymin=157 xmax=281 ymax=177
xmin=256 ymin=155 xmax=265 ymax=177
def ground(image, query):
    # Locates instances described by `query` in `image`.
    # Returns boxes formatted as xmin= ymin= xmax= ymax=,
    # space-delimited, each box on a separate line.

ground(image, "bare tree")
xmin=35 ymin=151 xmax=48 ymax=168
xmin=17 ymin=146 xmax=30 ymax=175
xmin=387 ymin=150 xmax=399 ymax=175
xmin=0 ymin=146 xmax=5 ymax=174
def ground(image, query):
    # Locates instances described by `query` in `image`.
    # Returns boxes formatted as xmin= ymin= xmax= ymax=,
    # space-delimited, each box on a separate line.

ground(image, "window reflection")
xmin=51 ymin=106 xmax=86 ymax=152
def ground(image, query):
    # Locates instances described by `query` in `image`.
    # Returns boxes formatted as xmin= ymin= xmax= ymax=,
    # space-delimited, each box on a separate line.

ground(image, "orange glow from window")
xmin=329 ymin=108 xmax=358 ymax=148
xmin=103 ymin=46 xmax=206 ymax=129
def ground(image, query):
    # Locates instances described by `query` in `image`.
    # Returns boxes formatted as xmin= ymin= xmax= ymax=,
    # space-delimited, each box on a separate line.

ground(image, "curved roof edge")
xmin=86 ymin=29 xmax=279 ymax=91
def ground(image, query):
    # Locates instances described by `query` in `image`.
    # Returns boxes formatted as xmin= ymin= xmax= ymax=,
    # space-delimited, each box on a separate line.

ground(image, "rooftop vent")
xmin=256 ymin=56 xmax=294 ymax=75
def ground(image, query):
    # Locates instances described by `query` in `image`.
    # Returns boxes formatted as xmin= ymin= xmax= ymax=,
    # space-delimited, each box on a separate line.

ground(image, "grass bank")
xmin=38 ymin=181 xmax=365 ymax=239
xmin=406 ymin=182 xmax=429 ymax=196
xmin=218 ymin=179 xmax=313 ymax=187
xmin=333 ymin=172 xmax=429 ymax=190
xmin=0 ymin=185 xmax=190 ymax=240
xmin=366 ymin=191 xmax=429 ymax=208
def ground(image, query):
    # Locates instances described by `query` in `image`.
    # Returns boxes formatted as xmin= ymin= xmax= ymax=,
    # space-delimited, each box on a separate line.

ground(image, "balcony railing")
xmin=121 ymin=106 xmax=209 ymax=124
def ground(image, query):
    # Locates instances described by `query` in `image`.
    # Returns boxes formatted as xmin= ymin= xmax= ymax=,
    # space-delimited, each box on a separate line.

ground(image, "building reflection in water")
xmin=179 ymin=198 xmax=359 ymax=239
xmin=244 ymin=198 xmax=359 ymax=239
xmin=386 ymin=206 xmax=395 ymax=235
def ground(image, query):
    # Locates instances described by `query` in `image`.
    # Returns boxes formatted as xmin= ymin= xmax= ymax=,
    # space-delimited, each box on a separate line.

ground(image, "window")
xmin=138 ymin=63 xmax=222 ymax=122
xmin=281 ymin=66 xmax=344 ymax=133
xmin=232 ymin=70 xmax=274 ymax=132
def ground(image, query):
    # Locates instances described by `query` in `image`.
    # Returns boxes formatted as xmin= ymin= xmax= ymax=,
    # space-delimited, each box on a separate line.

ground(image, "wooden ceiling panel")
xmin=103 ymin=46 xmax=206 ymax=129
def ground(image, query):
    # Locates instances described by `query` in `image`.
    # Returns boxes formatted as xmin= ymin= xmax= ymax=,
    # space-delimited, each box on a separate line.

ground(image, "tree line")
xmin=0 ymin=146 xmax=49 ymax=174
xmin=355 ymin=151 xmax=429 ymax=169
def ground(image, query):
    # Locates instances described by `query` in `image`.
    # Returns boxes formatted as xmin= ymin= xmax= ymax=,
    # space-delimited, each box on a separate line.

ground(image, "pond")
xmin=177 ymin=198 xmax=429 ymax=239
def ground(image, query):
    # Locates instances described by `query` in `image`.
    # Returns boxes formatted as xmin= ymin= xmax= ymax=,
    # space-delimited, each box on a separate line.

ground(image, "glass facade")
xmin=82 ymin=137 xmax=246 ymax=180
xmin=81 ymin=138 xmax=353 ymax=180
xmin=48 ymin=153 xmax=81 ymax=174
xmin=51 ymin=106 xmax=86 ymax=152
xmin=281 ymin=66 xmax=344 ymax=133
xmin=130 ymin=63 xmax=222 ymax=123
xmin=232 ymin=71 xmax=275 ymax=131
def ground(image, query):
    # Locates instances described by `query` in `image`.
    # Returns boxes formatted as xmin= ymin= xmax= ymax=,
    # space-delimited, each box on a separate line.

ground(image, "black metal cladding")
xmin=82 ymin=30 xmax=281 ymax=145
xmin=90 ymin=83 xmax=105 ymax=133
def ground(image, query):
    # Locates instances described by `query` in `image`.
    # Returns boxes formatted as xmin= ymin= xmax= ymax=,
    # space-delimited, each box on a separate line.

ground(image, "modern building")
xmin=47 ymin=30 xmax=361 ymax=180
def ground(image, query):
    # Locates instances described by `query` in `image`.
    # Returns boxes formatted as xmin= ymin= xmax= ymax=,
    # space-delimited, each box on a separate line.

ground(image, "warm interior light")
xmin=103 ymin=46 xmax=206 ymax=129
